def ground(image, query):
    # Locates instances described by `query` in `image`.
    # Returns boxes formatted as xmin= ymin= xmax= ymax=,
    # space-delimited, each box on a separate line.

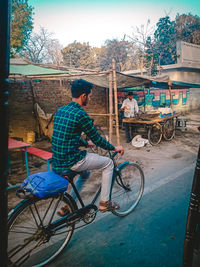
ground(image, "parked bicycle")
xmin=7 ymin=151 xmax=144 ymax=267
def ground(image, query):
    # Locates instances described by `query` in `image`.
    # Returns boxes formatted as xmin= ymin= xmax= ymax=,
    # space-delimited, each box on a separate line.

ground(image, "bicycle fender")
xmin=8 ymin=198 xmax=30 ymax=218
xmin=116 ymin=161 xmax=130 ymax=172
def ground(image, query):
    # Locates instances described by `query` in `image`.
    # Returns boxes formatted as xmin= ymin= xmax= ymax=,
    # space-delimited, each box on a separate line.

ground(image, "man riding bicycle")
xmin=52 ymin=79 xmax=124 ymax=215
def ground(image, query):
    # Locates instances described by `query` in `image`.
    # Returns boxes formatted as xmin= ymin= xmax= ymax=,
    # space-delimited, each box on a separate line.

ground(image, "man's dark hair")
xmin=127 ymin=91 xmax=133 ymax=96
xmin=71 ymin=79 xmax=93 ymax=98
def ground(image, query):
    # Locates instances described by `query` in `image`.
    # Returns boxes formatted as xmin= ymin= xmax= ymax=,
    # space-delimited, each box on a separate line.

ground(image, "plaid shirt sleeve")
xmin=79 ymin=111 xmax=115 ymax=151
xmin=79 ymin=138 xmax=88 ymax=147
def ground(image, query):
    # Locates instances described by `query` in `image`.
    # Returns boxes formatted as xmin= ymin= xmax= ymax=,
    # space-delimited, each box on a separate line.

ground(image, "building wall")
xmin=176 ymin=40 xmax=200 ymax=65
xmin=163 ymin=69 xmax=200 ymax=84
xmin=118 ymin=87 xmax=200 ymax=114
xmin=8 ymin=79 xmax=108 ymax=142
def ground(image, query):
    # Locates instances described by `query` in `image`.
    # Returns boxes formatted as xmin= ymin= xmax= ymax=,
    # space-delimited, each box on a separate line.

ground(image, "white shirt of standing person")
xmin=121 ymin=97 xmax=139 ymax=118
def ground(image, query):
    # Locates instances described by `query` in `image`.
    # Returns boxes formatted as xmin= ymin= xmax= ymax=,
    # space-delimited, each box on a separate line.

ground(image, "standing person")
xmin=121 ymin=92 xmax=139 ymax=143
xmin=52 ymin=79 xmax=124 ymax=215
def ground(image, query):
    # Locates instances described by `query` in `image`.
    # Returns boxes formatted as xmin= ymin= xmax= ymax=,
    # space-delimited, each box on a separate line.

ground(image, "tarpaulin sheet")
xmin=62 ymin=72 xmax=151 ymax=89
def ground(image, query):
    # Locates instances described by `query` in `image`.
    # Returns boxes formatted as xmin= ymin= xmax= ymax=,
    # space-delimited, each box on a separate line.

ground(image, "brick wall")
xmin=8 ymin=79 xmax=108 ymax=142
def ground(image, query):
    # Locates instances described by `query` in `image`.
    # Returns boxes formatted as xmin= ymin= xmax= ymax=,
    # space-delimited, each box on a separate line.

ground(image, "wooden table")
xmin=122 ymin=114 xmax=178 ymax=145
xmin=122 ymin=114 xmax=177 ymax=124
xmin=8 ymin=138 xmax=30 ymax=189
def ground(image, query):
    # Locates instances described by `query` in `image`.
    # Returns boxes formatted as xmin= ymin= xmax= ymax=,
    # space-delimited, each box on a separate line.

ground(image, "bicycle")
xmin=7 ymin=151 xmax=145 ymax=267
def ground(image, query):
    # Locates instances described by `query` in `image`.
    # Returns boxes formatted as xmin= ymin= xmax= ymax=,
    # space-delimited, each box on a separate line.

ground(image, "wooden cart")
xmin=123 ymin=114 xmax=178 ymax=146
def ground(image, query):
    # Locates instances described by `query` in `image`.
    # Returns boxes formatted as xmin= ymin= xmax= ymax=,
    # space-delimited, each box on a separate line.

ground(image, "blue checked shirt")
xmin=52 ymin=101 xmax=115 ymax=174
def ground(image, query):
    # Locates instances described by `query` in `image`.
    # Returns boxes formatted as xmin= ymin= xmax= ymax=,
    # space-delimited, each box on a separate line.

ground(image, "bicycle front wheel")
xmin=111 ymin=162 xmax=144 ymax=217
xmin=8 ymin=193 xmax=76 ymax=267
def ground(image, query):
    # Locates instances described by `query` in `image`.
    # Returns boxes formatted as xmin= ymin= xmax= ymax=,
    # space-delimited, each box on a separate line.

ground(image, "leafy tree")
xmin=154 ymin=16 xmax=177 ymax=65
xmin=11 ymin=0 xmax=34 ymax=56
xmin=175 ymin=13 xmax=200 ymax=44
xmin=145 ymin=36 xmax=159 ymax=76
xmin=99 ymin=39 xmax=130 ymax=71
xmin=62 ymin=41 xmax=96 ymax=69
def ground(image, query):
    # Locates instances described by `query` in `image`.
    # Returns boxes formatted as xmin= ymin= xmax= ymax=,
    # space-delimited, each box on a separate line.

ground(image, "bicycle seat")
xmin=60 ymin=169 xmax=78 ymax=181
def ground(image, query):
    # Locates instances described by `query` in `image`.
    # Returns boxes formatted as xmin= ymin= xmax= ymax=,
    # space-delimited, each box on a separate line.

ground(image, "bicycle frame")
xmin=46 ymin=153 xmax=125 ymax=232
xmin=49 ymin=157 xmax=132 ymax=232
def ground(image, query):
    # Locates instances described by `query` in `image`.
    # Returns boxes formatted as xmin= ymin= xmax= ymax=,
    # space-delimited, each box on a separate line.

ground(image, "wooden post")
xmin=108 ymin=71 xmax=113 ymax=143
xmin=143 ymin=85 xmax=146 ymax=112
xmin=168 ymin=80 xmax=173 ymax=111
xmin=112 ymin=59 xmax=120 ymax=146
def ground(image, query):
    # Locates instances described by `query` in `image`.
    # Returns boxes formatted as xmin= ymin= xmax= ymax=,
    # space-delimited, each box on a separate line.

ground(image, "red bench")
xmin=7 ymin=146 xmax=53 ymax=190
xmin=22 ymin=147 xmax=52 ymax=171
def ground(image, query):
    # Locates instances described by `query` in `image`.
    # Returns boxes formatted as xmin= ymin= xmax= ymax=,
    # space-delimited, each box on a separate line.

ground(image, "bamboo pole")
xmin=143 ymin=85 xmax=146 ymax=112
xmin=9 ymin=70 xmax=111 ymax=80
xmin=168 ymin=80 xmax=173 ymax=111
xmin=109 ymin=71 xmax=113 ymax=143
xmin=106 ymin=87 xmax=109 ymax=129
xmin=112 ymin=59 xmax=120 ymax=146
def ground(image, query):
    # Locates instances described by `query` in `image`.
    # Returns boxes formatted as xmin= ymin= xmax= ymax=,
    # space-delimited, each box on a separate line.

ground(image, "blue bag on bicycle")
xmin=21 ymin=171 xmax=69 ymax=198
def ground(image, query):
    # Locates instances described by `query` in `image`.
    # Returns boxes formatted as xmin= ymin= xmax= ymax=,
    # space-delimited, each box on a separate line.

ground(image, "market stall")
xmin=123 ymin=112 xmax=178 ymax=146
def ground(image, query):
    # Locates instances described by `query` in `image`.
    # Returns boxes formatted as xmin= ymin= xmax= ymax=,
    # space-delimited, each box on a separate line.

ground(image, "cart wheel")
xmin=162 ymin=118 xmax=175 ymax=141
xmin=148 ymin=123 xmax=162 ymax=146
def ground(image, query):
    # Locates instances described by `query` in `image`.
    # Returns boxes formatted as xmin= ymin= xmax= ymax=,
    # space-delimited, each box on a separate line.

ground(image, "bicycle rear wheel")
xmin=8 ymin=193 xmax=77 ymax=267
xmin=110 ymin=162 xmax=144 ymax=217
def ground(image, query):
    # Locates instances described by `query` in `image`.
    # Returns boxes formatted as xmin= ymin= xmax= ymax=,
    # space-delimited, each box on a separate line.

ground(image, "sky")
xmin=29 ymin=0 xmax=200 ymax=48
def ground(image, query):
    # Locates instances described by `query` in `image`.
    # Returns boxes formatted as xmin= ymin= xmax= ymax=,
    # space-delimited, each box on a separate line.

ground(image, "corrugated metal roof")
xmin=10 ymin=64 xmax=69 ymax=76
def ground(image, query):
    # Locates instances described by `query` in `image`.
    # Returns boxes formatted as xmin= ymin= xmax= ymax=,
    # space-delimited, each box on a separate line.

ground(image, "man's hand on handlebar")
xmin=87 ymin=140 xmax=95 ymax=148
xmin=114 ymin=145 xmax=124 ymax=156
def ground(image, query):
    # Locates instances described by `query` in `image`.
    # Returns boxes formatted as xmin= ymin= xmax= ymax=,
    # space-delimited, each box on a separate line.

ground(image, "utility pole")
xmin=0 ymin=0 xmax=10 ymax=265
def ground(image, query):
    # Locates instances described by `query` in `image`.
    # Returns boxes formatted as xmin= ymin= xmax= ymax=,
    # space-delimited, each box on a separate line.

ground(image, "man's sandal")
xmin=99 ymin=200 xmax=120 ymax=213
xmin=57 ymin=205 xmax=70 ymax=217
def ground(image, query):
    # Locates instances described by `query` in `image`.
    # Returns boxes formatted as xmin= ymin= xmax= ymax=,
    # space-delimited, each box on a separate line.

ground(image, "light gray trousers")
xmin=70 ymin=152 xmax=114 ymax=202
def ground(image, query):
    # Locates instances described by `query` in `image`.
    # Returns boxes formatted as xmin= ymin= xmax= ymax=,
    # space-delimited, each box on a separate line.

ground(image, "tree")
xmin=145 ymin=36 xmax=159 ymax=76
xmin=126 ymin=20 xmax=155 ymax=73
xmin=62 ymin=41 xmax=96 ymax=69
xmin=21 ymin=27 xmax=63 ymax=64
xmin=147 ymin=13 xmax=200 ymax=71
xmin=11 ymin=0 xmax=34 ymax=56
xmin=46 ymin=39 xmax=63 ymax=65
xmin=175 ymin=13 xmax=200 ymax=45
xmin=99 ymin=39 xmax=130 ymax=71
xmin=154 ymin=16 xmax=177 ymax=65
